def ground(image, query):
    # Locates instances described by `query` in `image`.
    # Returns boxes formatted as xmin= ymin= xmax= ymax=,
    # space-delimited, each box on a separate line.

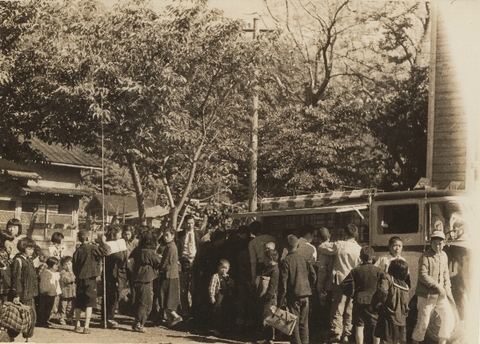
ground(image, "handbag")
xmin=0 ymin=301 xmax=33 ymax=333
xmin=263 ymin=305 xmax=298 ymax=336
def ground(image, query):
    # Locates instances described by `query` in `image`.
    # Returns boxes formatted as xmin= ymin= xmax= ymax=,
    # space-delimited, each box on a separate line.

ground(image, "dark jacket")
xmin=371 ymin=274 xmax=409 ymax=326
xmin=278 ymin=250 xmax=316 ymax=304
xmin=10 ymin=254 xmax=38 ymax=301
xmin=105 ymin=250 xmax=128 ymax=283
xmin=261 ymin=264 xmax=279 ymax=301
xmin=342 ymin=262 xmax=384 ymax=304
xmin=130 ymin=247 xmax=161 ymax=283
xmin=159 ymin=241 xmax=179 ymax=279
xmin=72 ymin=242 xmax=109 ymax=280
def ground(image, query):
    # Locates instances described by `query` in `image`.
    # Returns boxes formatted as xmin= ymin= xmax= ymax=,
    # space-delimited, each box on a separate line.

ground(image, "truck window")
xmin=377 ymin=204 xmax=419 ymax=234
xmin=427 ymin=201 xmax=470 ymax=241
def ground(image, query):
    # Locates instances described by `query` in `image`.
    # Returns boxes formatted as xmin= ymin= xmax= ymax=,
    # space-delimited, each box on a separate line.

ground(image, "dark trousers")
xmin=287 ymin=297 xmax=309 ymax=344
xmin=133 ymin=281 xmax=153 ymax=328
xmin=37 ymin=294 xmax=55 ymax=325
xmin=103 ymin=280 xmax=119 ymax=321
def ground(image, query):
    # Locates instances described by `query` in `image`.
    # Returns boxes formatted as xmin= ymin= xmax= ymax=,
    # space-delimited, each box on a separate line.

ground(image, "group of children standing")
xmin=317 ymin=227 xmax=454 ymax=344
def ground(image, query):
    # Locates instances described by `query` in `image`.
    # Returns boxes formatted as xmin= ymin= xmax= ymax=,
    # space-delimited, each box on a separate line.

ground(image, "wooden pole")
xmin=249 ymin=17 xmax=260 ymax=213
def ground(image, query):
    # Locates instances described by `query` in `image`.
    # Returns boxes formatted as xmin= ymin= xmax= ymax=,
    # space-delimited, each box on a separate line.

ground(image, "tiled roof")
xmin=86 ymin=194 xmax=157 ymax=214
xmin=30 ymin=138 xmax=102 ymax=169
xmin=21 ymin=185 xmax=91 ymax=197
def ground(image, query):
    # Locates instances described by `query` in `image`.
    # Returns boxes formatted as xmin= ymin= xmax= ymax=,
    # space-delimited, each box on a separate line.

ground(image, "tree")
xmin=9 ymin=0 xmax=257 ymax=228
xmin=0 ymin=1 xmax=48 ymax=163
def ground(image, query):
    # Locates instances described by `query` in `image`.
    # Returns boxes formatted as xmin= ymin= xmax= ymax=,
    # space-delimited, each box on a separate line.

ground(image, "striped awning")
xmin=260 ymin=188 xmax=376 ymax=211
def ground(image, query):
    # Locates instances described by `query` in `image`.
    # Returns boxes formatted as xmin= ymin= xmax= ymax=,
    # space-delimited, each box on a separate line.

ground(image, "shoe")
xmin=329 ymin=334 xmax=342 ymax=343
xmin=59 ymin=319 xmax=67 ymax=326
xmin=37 ymin=323 xmax=51 ymax=328
xmin=169 ymin=316 xmax=183 ymax=327
xmin=133 ymin=326 xmax=145 ymax=333
xmin=107 ymin=320 xmax=118 ymax=328
xmin=83 ymin=328 xmax=91 ymax=334
xmin=74 ymin=325 xmax=82 ymax=333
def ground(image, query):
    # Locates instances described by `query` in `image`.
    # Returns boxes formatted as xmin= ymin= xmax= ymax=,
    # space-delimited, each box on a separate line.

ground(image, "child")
xmin=158 ymin=228 xmax=182 ymax=327
xmin=209 ymin=259 xmax=235 ymax=336
xmin=375 ymin=237 xmax=410 ymax=288
xmin=37 ymin=256 xmax=61 ymax=327
xmin=411 ymin=231 xmax=455 ymax=344
xmin=59 ymin=256 xmax=76 ymax=326
xmin=72 ymin=229 xmax=109 ymax=334
xmin=257 ymin=249 xmax=279 ymax=343
xmin=6 ymin=218 xmax=22 ymax=238
xmin=49 ymin=232 xmax=65 ymax=261
xmin=342 ymin=246 xmax=384 ymax=344
xmin=371 ymin=259 xmax=410 ymax=344
xmin=0 ymin=230 xmax=14 ymax=308
xmin=9 ymin=237 xmax=38 ymax=341
xmin=129 ymin=229 xmax=162 ymax=333
xmin=103 ymin=225 xmax=128 ymax=328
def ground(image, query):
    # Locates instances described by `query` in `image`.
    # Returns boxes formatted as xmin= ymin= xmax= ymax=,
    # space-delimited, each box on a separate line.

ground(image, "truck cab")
xmin=370 ymin=189 xmax=477 ymax=343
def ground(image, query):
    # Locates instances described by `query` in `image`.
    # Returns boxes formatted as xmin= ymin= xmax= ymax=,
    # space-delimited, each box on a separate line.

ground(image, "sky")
xmin=100 ymin=0 xmax=274 ymax=29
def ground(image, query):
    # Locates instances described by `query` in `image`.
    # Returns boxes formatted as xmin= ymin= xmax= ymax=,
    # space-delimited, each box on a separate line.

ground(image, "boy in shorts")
xmin=342 ymin=246 xmax=384 ymax=344
xmin=72 ymin=229 xmax=109 ymax=334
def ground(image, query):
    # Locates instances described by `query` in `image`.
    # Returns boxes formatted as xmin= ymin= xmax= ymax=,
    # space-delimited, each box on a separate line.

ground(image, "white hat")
xmin=430 ymin=230 xmax=446 ymax=240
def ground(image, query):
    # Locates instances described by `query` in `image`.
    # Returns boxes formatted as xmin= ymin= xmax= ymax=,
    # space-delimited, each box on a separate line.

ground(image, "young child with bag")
xmin=8 ymin=237 xmax=38 ymax=341
xmin=0 ymin=230 xmax=14 ymax=309
xmin=257 ymin=249 xmax=279 ymax=344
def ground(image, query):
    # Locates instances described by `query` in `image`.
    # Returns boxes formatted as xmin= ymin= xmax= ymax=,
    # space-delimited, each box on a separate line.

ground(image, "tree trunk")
xmin=126 ymin=152 xmax=146 ymax=225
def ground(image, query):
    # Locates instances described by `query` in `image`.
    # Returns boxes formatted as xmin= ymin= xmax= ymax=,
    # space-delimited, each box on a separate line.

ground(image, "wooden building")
xmin=427 ymin=2 xmax=480 ymax=191
xmin=84 ymin=194 xmax=167 ymax=227
xmin=0 ymin=138 xmax=101 ymax=253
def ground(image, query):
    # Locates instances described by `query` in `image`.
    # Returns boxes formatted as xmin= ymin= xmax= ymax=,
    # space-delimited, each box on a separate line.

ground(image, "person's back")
xmin=342 ymin=246 xmax=383 ymax=344
xmin=278 ymin=235 xmax=316 ymax=344
xmin=371 ymin=258 xmax=410 ymax=344
xmin=318 ymin=224 xmax=361 ymax=343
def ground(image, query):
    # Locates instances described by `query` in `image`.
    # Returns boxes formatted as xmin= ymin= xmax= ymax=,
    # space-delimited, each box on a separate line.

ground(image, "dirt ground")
xmin=8 ymin=313 xmax=245 ymax=344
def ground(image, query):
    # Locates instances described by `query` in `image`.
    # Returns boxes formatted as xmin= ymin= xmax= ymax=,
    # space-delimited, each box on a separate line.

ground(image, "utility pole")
xmin=250 ymin=17 xmax=260 ymax=213
xmin=243 ymin=17 xmax=260 ymax=213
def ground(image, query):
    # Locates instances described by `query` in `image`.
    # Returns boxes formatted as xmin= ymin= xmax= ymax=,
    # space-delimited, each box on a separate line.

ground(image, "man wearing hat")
xmin=412 ymin=230 xmax=455 ymax=344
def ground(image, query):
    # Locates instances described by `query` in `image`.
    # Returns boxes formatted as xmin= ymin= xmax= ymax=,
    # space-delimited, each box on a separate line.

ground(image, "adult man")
xmin=318 ymin=223 xmax=362 ymax=343
xmin=278 ymin=235 xmax=316 ymax=344
xmin=177 ymin=215 xmax=202 ymax=263
xmin=281 ymin=224 xmax=317 ymax=263
xmin=248 ymin=221 xmax=276 ymax=283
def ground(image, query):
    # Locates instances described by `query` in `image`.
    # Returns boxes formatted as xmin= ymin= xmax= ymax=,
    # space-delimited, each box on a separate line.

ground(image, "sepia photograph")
xmin=0 ymin=0 xmax=478 ymax=343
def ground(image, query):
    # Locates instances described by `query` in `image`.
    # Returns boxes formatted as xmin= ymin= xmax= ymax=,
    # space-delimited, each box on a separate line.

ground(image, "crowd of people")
xmin=0 ymin=215 xmax=456 ymax=344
